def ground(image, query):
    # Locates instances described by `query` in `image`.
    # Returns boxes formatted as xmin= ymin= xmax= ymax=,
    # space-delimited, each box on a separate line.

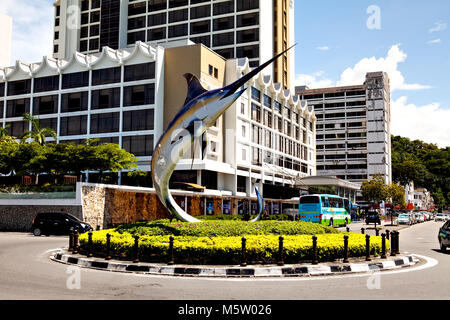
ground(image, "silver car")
xmin=435 ymin=213 xmax=446 ymax=222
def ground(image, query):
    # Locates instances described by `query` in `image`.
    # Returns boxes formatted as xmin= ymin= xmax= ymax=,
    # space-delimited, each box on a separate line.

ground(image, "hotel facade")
xmin=0 ymin=41 xmax=316 ymax=205
xmin=52 ymin=0 xmax=295 ymax=90
xmin=296 ymin=72 xmax=392 ymax=199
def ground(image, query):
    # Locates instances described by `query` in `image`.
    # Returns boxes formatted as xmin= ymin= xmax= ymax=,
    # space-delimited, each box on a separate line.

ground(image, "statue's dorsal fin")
xmin=183 ymin=73 xmax=208 ymax=107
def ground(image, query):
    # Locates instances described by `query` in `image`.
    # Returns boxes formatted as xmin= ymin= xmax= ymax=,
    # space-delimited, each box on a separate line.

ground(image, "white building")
xmin=0 ymin=13 xmax=12 ymax=67
xmin=296 ymin=72 xmax=392 ymax=201
xmin=52 ymin=0 xmax=295 ymax=90
xmin=0 ymin=41 xmax=315 ymax=201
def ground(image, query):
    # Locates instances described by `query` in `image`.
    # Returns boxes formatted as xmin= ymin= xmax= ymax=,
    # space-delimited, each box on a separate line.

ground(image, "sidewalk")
xmin=52 ymin=249 xmax=420 ymax=278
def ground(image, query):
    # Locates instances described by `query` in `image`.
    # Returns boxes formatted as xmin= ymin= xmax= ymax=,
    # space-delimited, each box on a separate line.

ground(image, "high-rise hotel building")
xmin=296 ymin=72 xmax=392 ymax=190
xmin=52 ymin=0 xmax=295 ymax=90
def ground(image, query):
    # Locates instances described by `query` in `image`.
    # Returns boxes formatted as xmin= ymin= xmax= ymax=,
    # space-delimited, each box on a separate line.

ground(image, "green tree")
xmin=21 ymin=113 xmax=57 ymax=145
xmin=12 ymin=142 xmax=47 ymax=184
xmin=386 ymin=183 xmax=406 ymax=208
xmin=0 ymin=125 xmax=18 ymax=144
xmin=0 ymin=141 xmax=19 ymax=175
xmin=361 ymin=174 xmax=388 ymax=206
xmin=91 ymin=143 xmax=137 ymax=182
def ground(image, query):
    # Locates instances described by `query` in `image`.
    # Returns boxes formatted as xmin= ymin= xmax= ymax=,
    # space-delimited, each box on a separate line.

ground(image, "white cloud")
xmin=427 ymin=38 xmax=441 ymax=44
xmin=295 ymin=71 xmax=333 ymax=89
xmin=429 ymin=21 xmax=447 ymax=33
xmin=391 ymin=96 xmax=450 ymax=148
xmin=337 ymin=45 xmax=432 ymax=91
xmin=0 ymin=0 xmax=54 ymax=66
xmin=316 ymin=46 xmax=330 ymax=51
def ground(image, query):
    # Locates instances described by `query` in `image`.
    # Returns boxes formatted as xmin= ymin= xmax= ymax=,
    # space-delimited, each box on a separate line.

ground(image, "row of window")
xmin=249 ymin=147 xmax=309 ymax=173
xmin=4 ymin=109 xmax=154 ymax=137
xmin=316 ymin=142 xmax=367 ymax=150
xmin=0 ymin=63 xmax=155 ymax=97
xmin=300 ymin=90 xmax=366 ymax=100
xmin=316 ymin=132 xmax=367 ymax=140
xmin=128 ymin=0 xmax=259 ymax=17
xmin=316 ymin=111 xmax=367 ymax=120
xmin=317 ymin=153 xmax=367 ymax=161
xmin=1 ymin=84 xmax=155 ymax=118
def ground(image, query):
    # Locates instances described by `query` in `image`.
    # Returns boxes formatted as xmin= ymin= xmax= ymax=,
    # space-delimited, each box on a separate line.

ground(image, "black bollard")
xmin=361 ymin=228 xmax=365 ymax=234
xmin=395 ymin=231 xmax=400 ymax=254
xmin=365 ymin=234 xmax=371 ymax=261
xmin=312 ymin=236 xmax=318 ymax=265
xmin=386 ymin=229 xmax=390 ymax=240
xmin=168 ymin=236 xmax=175 ymax=265
xmin=343 ymin=235 xmax=349 ymax=263
xmin=381 ymin=233 xmax=387 ymax=259
xmin=87 ymin=231 xmax=93 ymax=257
xmin=390 ymin=232 xmax=397 ymax=256
xmin=277 ymin=236 xmax=284 ymax=266
xmin=346 ymin=226 xmax=350 ymax=233
xmin=69 ymin=227 xmax=74 ymax=252
xmin=241 ymin=237 xmax=247 ymax=267
xmin=105 ymin=233 xmax=111 ymax=260
xmin=73 ymin=229 xmax=79 ymax=254
xmin=133 ymin=235 xmax=139 ymax=263
xmin=375 ymin=228 xmax=379 ymax=236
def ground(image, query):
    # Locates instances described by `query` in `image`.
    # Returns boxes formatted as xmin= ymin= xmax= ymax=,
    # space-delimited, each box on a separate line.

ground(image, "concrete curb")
xmin=51 ymin=251 xmax=420 ymax=278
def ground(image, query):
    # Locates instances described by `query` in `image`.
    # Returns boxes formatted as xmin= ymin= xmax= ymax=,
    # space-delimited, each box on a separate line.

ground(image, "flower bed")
xmin=78 ymin=220 xmax=388 ymax=265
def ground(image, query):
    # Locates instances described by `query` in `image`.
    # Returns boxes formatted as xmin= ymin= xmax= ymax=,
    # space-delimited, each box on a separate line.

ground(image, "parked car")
xmin=438 ymin=221 xmax=450 ymax=252
xmin=365 ymin=211 xmax=381 ymax=225
xmin=32 ymin=212 xmax=93 ymax=236
xmin=398 ymin=213 xmax=412 ymax=225
xmin=414 ymin=212 xmax=425 ymax=223
xmin=435 ymin=213 xmax=446 ymax=222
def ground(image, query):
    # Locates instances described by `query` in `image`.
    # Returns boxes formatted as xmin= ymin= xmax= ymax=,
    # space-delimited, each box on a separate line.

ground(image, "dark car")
xmin=438 ymin=220 xmax=450 ymax=252
xmin=365 ymin=210 xmax=381 ymax=225
xmin=31 ymin=212 xmax=93 ymax=236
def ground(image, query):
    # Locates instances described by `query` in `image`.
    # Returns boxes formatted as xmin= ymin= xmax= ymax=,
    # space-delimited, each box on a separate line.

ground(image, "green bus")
xmin=299 ymin=194 xmax=352 ymax=227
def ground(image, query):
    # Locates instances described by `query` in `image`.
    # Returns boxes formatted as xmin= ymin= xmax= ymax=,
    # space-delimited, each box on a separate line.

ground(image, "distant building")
xmin=413 ymin=188 xmax=434 ymax=210
xmin=404 ymin=181 xmax=414 ymax=207
xmin=296 ymin=72 xmax=392 ymax=201
xmin=0 ymin=13 xmax=12 ymax=67
xmin=52 ymin=0 xmax=295 ymax=90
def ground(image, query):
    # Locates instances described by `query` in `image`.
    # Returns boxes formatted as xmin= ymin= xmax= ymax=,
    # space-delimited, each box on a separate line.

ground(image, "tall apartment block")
xmin=0 ymin=13 xmax=13 ymax=67
xmin=296 ymin=72 xmax=392 ymax=192
xmin=52 ymin=0 xmax=295 ymax=90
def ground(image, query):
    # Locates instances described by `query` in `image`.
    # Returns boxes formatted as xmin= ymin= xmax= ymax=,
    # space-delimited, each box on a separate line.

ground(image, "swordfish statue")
xmin=151 ymin=45 xmax=295 ymax=222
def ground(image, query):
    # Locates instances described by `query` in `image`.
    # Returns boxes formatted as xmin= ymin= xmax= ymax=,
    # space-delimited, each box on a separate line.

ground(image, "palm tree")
xmin=0 ymin=125 xmax=18 ymax=143
xmin=21 ymin=113 xmax=57 ymax=145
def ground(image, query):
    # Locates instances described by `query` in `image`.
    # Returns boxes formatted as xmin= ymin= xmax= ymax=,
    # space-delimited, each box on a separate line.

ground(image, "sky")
xmin=0 ymin=0 xmax=448 ymax=147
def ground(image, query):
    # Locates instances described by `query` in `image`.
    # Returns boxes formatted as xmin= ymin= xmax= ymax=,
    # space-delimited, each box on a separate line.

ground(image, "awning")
xmin=173 ymin=182 xmax=206 ymax=192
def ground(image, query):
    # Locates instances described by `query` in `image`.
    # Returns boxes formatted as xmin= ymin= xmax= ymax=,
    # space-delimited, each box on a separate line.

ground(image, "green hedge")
xmin=114 ymin=219 xmax=338 ymax=237
xmin=78 ymin=221 xmax=388 ymax=265
xmin=197 ymin=214 xmax=293 ymax=221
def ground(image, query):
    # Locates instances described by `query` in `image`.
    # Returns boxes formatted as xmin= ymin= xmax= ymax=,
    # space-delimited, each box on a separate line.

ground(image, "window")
xmin=92 ymin=67 xmax=121 ymax=86
xmin=6 ymin=99 xmax=30 ymax=118
xmin=123 ymin=109 xmax=155 ymax=131
xmin=90 ymin=25 xmax=100 ymax=37
xmin=191 ymin=20 xmax=210 ymax=34
xmin=128 ymin=16 xmax=146 ymax=30
xmin=124 ymin=62 xmax=156 ymax=82
xmin=90 ymin=112 xmax=120 ymax=134
xmin=123 ymin=84 xmax=155 ymax=106
xmin=213 ymin=17 xmax=234 ymax=31
xmin=34 ymin=76 xmax=59 ymax=93
xmin=62 ymin=72 xmax=89 ymax=89
xmin=240 ymin=103 xmax=245 ymax=115
xmin=90 ymin=11 xmax=100 ymax=23
xmin=214 ymin=48 xmax=234 ymax=59
xmin=190 ymin=5 xmax=210 ymax=19
xmin=61 ymin=92 xmax=88 ymax=112
xmin=7 ymin=121 xmax=28 ymax=138
xmin=89 ymin=38 xmax=99 ymax=51
xmin=169 ymin=9 xmax=188 ymax=23
xmin=148 ymin=27 xmax=166 ymax=41
xmin=251 ymin=103 xmax=260 ymax=122
xmin=213 ymin=0 xmax=234 ymax=15
xmin=237 ymin=0 xmax=259 ymax=12
xmin=38 ymin=118 xmax=57 ymax=132
xmin=33 ymin=96 xmax=58 ymax=115
xmin=242 ymin=149 xmax=246 ymax=161
xmin=236 ymin=45 xmax=259 ymax=59
xmin=168 ymin=24 xmax=188 ymax=38
xmin=237 ymin=13 xmax=259 ymax=27
xmin=59 ymin=115 xmax=87 ymax=136
xmin=251 ymin=87 xmax=260 ymax=102
xmin=0 ymin=83 xmax=4 ymax=97
xmin=148 ymin=13 xmax=166 ymax=26
xmin=241 ymin=125 xmax=246 ymax=137
xmin=213 ymin=32 xmax=234 ymax=46
xmin=148 ymin=0 xmax=167 ymax=11
xmin=91 ymin=88 xmax=121 ymax=109
xmin=190 ymin=35 xmax=210 ymax=47
xmin=237 ymin=28 xmax=259 ymax=43
xmin=128 ymin=2 xmax=147 ymax=16
xmin=127 ymin=30 xmax=146 ymax=44
xmin=263 ymin=95 xmax=271 ymax=108
xmin=122 ymin=135 xmax=154 ymax=156
xmin=7 ymin=80 xmax=31 ymax=96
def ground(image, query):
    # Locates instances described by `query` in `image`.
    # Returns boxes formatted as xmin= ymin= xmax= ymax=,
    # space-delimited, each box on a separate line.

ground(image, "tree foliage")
xmin=391 ymin=135 xmax=449 ymax=206
xmin=361 ymin=174 xmax=388 ymax=205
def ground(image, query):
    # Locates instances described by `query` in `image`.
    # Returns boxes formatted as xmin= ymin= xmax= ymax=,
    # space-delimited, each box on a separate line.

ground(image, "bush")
xmin=114 ymin=219 xmax=339 ymax=237
xmin=197 ymin=214 xmax=292 ymax=221
xmin=79 ymin=230 xmax=389 ymax=265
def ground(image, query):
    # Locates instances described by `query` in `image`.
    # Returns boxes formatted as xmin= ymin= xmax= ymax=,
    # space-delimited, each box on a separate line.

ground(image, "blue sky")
xmin=0 ymin=0 xmax=449 ymax=147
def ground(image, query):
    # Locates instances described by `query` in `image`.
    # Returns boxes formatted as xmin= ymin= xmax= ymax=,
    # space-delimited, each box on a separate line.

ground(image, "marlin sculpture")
xmin=151 ymin=45 xmax=295 ymax=222
xmin=251 ymin=187 xmax=264 ymax=222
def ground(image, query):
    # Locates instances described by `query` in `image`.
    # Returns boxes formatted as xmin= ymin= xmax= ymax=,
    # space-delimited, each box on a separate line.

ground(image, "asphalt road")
xmin=0 ymin=220 xmax=448 ymax=300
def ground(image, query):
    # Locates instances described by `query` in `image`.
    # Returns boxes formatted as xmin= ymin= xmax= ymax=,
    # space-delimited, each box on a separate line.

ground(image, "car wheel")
xmin=440 ymin=240 xmax=446 ymax=252
xmin=33 ymin=228 xmax=42 ymax=236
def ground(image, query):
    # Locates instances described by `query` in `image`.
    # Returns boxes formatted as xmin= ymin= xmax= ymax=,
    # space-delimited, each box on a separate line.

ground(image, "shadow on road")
xmin=431 ymin=249 xmax=450 ymax=255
